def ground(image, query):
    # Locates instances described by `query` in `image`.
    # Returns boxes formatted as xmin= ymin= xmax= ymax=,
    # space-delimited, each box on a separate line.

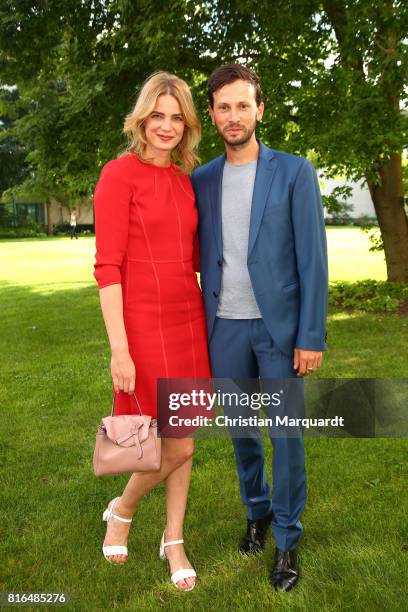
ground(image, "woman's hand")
xmin=98 ymin=285 xmax=134 ymax=393
xmin=111 ymin=347 xmax=136 ymax=394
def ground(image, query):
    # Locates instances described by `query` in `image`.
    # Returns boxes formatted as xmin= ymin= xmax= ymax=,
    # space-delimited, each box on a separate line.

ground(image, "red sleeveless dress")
xmin=93 ymin=153 xmax=211 ymax=418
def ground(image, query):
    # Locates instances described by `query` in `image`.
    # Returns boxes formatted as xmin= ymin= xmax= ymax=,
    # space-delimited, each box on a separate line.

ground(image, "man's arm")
xmin=291 ymin=159 xmax=328 ymax=375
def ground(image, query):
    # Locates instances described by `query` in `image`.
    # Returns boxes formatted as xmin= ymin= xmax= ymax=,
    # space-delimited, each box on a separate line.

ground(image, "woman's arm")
xmin=93 ymin=160 xmax=135 ymax=394
xmin=99 ymin=284 xmax=135 ymax=394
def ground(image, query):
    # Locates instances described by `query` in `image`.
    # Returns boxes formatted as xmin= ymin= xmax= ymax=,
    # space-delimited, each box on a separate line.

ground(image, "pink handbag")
xmin=93 ymin=393 xmax=161 ymax=476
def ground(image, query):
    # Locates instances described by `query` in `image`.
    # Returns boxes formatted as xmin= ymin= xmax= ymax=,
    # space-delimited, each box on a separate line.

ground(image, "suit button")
xmin=213 ymin=291 xmax=219 ymax=298
xmin=217 ymin=259 xmax=222 ymax=267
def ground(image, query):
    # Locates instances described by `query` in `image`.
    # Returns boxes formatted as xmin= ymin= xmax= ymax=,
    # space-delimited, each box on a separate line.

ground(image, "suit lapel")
xmin=210 ymin=154 xmax=225 ymax=259
xmin=247 ymin=144 xmax=277 ymax=257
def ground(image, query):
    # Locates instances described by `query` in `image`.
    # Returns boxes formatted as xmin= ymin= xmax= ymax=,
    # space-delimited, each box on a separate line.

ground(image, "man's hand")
xmin=293 ymin=348 xmax=323 ymax=377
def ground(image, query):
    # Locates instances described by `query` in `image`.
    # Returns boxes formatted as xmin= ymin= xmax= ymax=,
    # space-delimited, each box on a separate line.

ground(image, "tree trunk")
xmin=325 ymin=1 xmax=408 ymax=281
xmin=46 ymin=200 xmax=53 ymax=236
xmin=367 ymin=153 xmax=408 ymax=282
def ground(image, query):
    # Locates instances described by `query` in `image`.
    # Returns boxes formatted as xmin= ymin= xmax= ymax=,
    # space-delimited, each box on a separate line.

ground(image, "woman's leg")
xmin=162 ymin=450 xmax=195 ymax=589
xmin=103 ymin=437 xmax=194 ymax=564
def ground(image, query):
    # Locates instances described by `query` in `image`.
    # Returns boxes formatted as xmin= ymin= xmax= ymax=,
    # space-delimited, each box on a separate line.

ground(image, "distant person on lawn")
xmin=69 ymin=208 xmax=78 ymax=239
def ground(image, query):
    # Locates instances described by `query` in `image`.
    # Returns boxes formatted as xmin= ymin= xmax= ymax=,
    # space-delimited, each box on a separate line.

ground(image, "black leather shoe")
xmin=270 ymin=547 xmax=299 ymax=592
xmin=239 ymin=510 xmax=273 ymax=555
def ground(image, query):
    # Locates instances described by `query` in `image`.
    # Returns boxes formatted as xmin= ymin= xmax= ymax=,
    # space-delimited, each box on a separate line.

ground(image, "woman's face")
xmin=144 ymin=94 xmax=185 ymax=155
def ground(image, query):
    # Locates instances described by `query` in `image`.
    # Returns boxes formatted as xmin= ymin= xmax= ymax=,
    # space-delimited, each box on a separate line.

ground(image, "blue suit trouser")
xmin=209 ymin=317 xmax=306 ymax=552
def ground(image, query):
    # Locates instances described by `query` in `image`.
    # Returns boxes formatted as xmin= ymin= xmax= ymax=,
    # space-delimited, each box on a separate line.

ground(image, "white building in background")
xmin=46 ymin=200 xmax=94 ymax=226
xmin=318 ymin=174 xmax=376 ymax=219
xmin=4 ymin=171 xmax=377 ymax=230
xmin=4 ymin=196 xmax=94 ymax=230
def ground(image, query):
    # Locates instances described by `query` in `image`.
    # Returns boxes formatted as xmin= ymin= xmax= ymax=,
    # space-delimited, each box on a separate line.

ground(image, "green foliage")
xmin=325 ymin=216 xmax=378 ymax=227
xmin=360 ymin=225 xmax=385 ymax=252
xmin=0 ymin=1 xmax=407 ymax=275
xmin=0 ymin=227 xmax=47 ymax=238
xmin=2 ymin=2 xmax=407 ymax=187
xmin=0 ymin=202 xmax=14 ymax=226
xmin=321 ymin=185 xmax=354 ymax=216
xmin=0 ymin=1 xmax=205 ymax=202
xmin=0 ymin=215 xmax=46 ymax=238
xmin=0 ymin=86 xmax=29 ymax=197
xmin=329 ymin=280 xmax=408 ymax=313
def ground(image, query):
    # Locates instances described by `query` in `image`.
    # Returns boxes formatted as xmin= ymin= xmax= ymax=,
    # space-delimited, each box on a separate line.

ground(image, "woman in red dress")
xmin=93 ymin=72 xmax=211 ymax=591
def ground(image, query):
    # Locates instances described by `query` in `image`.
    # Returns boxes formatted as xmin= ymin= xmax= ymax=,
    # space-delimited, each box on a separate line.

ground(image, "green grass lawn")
xmin=0 ymin=226 xmax=388 ymax=289
xmin=0 ymin=230 xmax=407 ymax=612
xmin=326 ymin=226 xmax=387 ymax=282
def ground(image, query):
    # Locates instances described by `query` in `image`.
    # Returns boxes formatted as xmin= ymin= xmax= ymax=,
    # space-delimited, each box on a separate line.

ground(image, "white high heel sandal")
xmin=159 ymin=531 xmax=197 ymax=591
xmin=102 ymin=497 xmax=132 ymax=563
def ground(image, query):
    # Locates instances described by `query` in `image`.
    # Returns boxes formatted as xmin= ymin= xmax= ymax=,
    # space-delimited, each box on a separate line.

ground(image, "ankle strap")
xmin=104 ymin=497 xmax=132 ymax=524
xmin=110 ymin=512 xmax=132 ymax=523
xmin=163 ymin=538 xmax=184 ymax=548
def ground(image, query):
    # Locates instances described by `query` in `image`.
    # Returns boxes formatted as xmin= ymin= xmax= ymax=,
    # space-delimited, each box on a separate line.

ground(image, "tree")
xmin=1 ymin=1 xmax=407 ymax=279
xmin=190 ymin=0 xmax=408 ymax=281
xmin=0 ymin=87 xmax=29 ymax=198
xmin=0 ymin=0 xmax=205 ymax=231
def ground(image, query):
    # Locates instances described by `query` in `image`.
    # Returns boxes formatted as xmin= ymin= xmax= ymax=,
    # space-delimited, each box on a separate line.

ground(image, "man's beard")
xmin=219 ymin=119 xmax=257 ymax=148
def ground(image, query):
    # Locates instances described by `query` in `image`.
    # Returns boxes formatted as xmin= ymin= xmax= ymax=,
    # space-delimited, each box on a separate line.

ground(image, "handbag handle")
xmin=111 ymin=392 xmax=143 ymax=417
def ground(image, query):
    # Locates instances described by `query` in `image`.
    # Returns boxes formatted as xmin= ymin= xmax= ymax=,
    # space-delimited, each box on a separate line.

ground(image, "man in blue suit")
xmin=191 ymin=64 xmax=328 ymax=591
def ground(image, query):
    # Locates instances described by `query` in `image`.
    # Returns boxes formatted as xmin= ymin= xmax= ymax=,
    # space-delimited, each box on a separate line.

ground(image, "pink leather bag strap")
xmin=111 ymin=392 xmax=143 ymax=417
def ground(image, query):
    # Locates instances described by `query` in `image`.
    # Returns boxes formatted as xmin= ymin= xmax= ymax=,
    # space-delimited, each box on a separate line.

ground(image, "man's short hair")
xmin=207 ymin=64 xmax=263 ymax=108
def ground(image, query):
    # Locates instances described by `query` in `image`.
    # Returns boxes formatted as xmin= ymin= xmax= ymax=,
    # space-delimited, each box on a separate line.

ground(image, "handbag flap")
xmin=102 ymin=415 xmax=152 ymax=447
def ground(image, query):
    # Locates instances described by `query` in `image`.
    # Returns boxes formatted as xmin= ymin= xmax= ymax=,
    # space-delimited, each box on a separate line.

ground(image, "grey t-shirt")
xmin=216 ymin=159 xmax=262 ymax=319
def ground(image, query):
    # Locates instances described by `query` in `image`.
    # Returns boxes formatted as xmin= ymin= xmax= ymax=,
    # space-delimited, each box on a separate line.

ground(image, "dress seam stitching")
xmin=166 ymin=173 xmax=197 ymax=378
xmin=134 ymin=202 xmax=169 ymax=378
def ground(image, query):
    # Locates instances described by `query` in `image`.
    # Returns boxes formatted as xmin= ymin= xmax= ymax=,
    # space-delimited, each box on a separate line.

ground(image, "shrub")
xmin=0 ymin=226 xmax=47 ymax=238
xmin=329 ymin=280 xmax=408 ymax=313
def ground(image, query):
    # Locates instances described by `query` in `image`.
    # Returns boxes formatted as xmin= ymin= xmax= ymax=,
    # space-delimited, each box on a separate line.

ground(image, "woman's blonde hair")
xmin=122 ymin=71 xmax=201 ymax=174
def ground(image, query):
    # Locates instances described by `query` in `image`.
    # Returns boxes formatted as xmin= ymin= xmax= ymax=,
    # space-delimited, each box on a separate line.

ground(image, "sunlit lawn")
xmin=0 ymin=229 xmax=407 ymax=612
xmin=0 ymin=235 xmax=94 ymax=290
xmin=326 ymin=226 xmax=387 ymax=281
xmin=0 ymin=227 xmax=387 ymax=290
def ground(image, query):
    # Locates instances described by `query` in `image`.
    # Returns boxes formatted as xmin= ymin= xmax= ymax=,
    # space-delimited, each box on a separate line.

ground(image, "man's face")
xmin=209 ymin=79 xmax=264 ymax=147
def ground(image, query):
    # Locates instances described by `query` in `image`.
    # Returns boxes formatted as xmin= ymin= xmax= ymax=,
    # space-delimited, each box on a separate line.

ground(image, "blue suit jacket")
xmin=191 ymin=141 xmax=328 ymax=357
